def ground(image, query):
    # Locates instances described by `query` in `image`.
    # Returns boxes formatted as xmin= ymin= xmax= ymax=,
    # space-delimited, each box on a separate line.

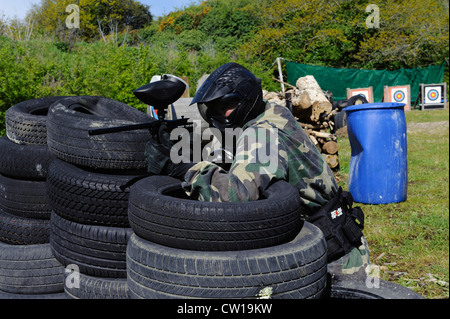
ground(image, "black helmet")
xmin=191 ymin=63 xmax=265 ymax=131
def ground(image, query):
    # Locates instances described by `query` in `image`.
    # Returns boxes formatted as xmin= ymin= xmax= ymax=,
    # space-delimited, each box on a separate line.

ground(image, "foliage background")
xmin=0 ymin=0 xmax=449 ymax=134
xmin=0 ymin=0 xmax=448 ymax=298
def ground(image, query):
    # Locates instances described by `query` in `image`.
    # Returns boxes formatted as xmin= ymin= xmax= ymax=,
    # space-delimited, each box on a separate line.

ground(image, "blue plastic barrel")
xmin=345 ymin=102 xmax=408 ymax=204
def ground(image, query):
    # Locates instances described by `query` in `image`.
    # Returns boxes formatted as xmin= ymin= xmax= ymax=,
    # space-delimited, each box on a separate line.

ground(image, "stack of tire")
xmin=126 ymin=175 xmax=329 ymax=299
xmin=0 ymin=97 xmax=66 ymax=299
xmin=332 ymin=94 xmax=369 ymax=131
xmin=45 ymin=96 xmax=152 ymax=299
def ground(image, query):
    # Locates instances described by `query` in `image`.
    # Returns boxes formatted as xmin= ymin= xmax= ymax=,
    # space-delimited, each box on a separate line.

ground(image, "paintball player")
xmin=145 ymin=62 xmax=369 ymax=278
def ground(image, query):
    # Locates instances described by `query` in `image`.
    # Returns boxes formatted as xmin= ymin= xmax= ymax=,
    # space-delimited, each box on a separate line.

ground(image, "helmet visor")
xmin=204 ymin=93 xmax=241 ymax=116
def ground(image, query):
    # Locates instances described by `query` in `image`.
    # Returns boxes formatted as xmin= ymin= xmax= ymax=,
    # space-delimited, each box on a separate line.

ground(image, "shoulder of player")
xmin=248 ymin=101 xmax=298 ymax=130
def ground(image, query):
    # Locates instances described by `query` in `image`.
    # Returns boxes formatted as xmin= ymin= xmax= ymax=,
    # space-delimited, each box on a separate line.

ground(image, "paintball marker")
xmin=88 ymin=74 xmax=193 ymax=137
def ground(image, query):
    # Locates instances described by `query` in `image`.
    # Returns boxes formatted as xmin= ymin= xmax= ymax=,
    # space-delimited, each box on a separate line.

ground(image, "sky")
xmin=0 ymin=0 xmax=199 ymax=20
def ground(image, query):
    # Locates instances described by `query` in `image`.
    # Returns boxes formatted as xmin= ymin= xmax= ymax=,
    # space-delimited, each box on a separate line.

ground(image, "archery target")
xmin=347 ymin=87 xmax=374 ymax=103
xmin=425 ymin=86 xmax=441 ymax=104
xmin=393 ymin=90 xmax=406 ymax=102
xmin=385 ymin=85 xmax=410 ymax=111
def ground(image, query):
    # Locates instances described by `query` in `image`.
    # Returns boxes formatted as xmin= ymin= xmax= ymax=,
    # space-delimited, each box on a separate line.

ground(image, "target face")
xmin=393 ymin=90 xmax=406 ymax=102
xmin=424 ymin=86 xmax=442 ymax=104
xmin=427 ymin=89 xmax=439 ymax=101
xmin=385 ymin=85 xmax=410 ymax=111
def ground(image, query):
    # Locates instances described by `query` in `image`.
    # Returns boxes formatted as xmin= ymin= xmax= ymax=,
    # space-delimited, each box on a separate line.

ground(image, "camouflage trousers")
xmin=327 ymin=236 xmax=370 ymax=280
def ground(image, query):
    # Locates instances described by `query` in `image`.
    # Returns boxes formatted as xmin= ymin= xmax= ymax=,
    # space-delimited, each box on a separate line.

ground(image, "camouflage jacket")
xmin=182 ymin=101 xmax=338 ymax=215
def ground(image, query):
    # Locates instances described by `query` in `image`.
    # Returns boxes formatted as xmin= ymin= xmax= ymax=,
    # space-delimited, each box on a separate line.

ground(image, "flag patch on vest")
xmin=331 ymin=207 xmax=343 ymax=219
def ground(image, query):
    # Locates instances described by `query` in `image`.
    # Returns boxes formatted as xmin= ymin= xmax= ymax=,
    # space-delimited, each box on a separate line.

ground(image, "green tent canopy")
xmin=285 ymin=60 xmax=446 ymax=103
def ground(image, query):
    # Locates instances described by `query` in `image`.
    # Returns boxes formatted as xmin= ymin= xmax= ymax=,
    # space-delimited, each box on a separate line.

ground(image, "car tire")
xmin=128 ymin=175 xmax=304 ymax=251
xmin=46 ymin=96 xmax=153 ymax=170
xmin=64 ymin=272 xmax=128 ymax=299
xmin=0 ymin=136 xmax=53 ymax=180
xmin=333 ymin=95 xmax=368 ymax=130
xmin=0 ymin=173 xmax=51 ymax=220
xmin=334 ymin=111 xmax=347 ymax=130
xmin=0 ymin=241 xmax=64 ymax=295
xmin=46 ymin=158 xmax=143 ymax=227
xmin=50 ymin=212 xmax=132 ymax=278
xmin=126 ymin=221 xmax=327 ymax=299
xmin=325 ymin=274 xmax=425 ymax=299
xmin=0 ymin=290 xmax=67 ymax=299
xmin=0 ymin=209 xmax=50 ymax=245
xmin=5 ymin=96 xmax=67 ymax=145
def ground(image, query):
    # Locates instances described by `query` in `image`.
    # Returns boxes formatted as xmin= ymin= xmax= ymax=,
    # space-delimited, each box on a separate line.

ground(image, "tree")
xmin=353 ymin=0 xmax=449 ymax=69
xmin=27 ymin=0 xmax=152 ymax=41
xmin=156 ymin=0 xmax=260 ymax=51
xmin=236 ymin=0 xmax=449 ymax=70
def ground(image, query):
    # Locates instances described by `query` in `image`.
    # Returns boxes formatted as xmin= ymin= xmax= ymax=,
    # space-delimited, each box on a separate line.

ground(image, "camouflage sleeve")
xmin=182 ymin=125 xmax=287 ymax=202
xmin=182 ymin=162 xmax=233 ymax=202
xmin=182 ymin=102 xmax=338 ymax=208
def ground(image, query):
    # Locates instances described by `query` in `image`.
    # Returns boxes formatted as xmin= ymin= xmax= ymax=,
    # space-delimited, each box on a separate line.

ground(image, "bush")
xmin=0 ymin=34 xmax=234 ymax=135
xmin=0 ymin=37 xmax=40 ymax=116
xmin=1 ymin=0 xmax=448 ymax=137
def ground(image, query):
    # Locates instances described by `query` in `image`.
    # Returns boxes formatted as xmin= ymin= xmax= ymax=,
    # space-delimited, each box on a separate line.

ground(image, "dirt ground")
xmin=406 ymin=121 xmax=449 ymax=134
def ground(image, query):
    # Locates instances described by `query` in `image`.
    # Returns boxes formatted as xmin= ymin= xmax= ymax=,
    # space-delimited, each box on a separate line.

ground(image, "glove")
xmin=145 ymin=124 xmax=195 ymax=179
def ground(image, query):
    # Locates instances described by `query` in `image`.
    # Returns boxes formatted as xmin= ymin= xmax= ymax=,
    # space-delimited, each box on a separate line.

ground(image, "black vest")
xmin=308 ymin=187 xmax=365 ymax=263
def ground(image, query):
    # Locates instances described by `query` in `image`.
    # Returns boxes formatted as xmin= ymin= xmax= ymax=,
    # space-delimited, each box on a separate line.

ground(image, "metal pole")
xmin=277 ymin=57 xmax=285 ymax=92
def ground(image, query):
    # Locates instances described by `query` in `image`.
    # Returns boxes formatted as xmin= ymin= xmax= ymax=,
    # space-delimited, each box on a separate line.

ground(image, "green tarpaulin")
xmin=286 ymin=61 xmax=446 ymax=103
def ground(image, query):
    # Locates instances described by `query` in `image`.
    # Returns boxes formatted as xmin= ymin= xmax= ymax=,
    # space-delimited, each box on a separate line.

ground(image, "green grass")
xmin=405 ymin=108 xmax=449 ymax=123
xmin=335 ymin=109 xmax=449 ymax=299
